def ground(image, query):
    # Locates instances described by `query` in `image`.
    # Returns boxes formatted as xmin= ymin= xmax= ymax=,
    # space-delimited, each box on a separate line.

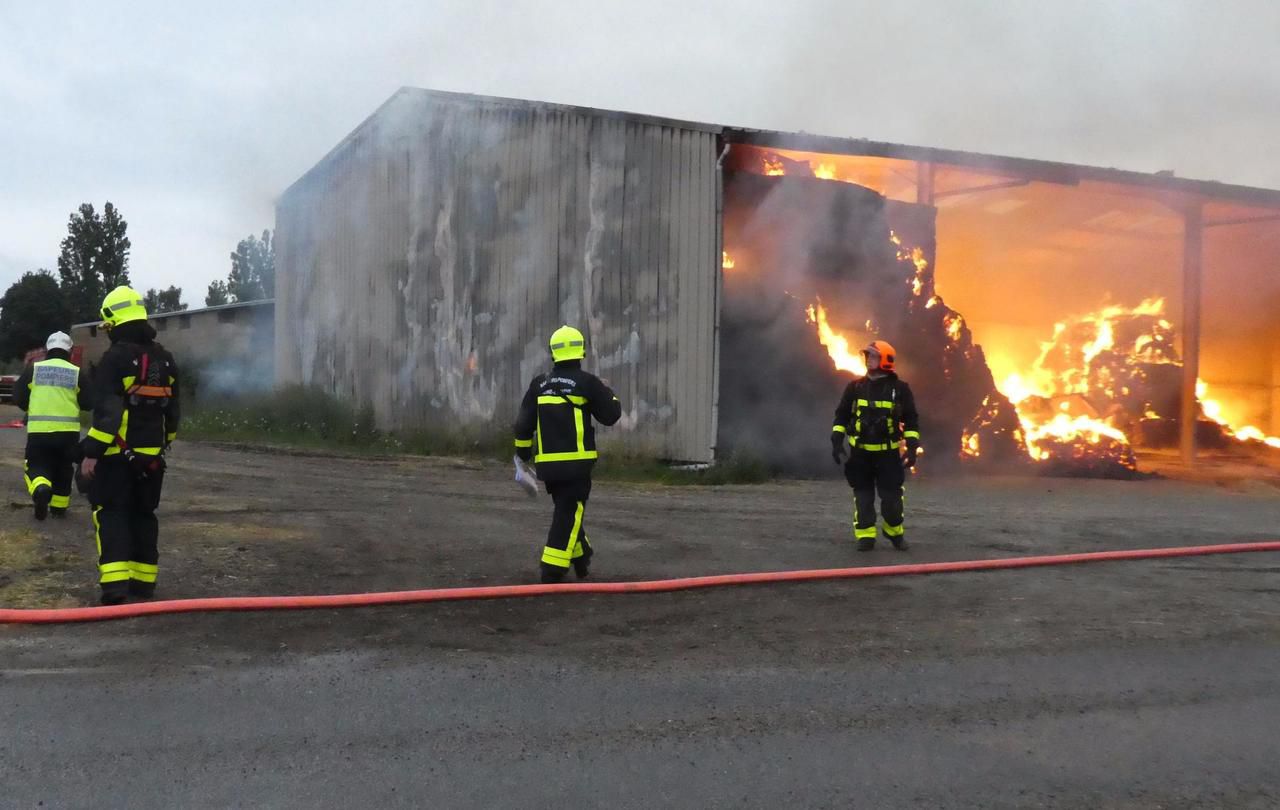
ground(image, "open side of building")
xmin=276 ymin=87 xmax=1280 ymax=465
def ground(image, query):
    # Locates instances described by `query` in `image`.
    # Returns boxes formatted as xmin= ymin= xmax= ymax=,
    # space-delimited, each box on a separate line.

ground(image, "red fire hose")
xmin=3 ymin=540 xmax=1278 ymax=625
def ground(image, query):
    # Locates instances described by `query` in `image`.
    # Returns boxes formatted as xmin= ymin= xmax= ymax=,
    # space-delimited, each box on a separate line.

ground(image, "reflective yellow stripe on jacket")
xmin=95 ymin=375 xmax=164 ymax=455
xmin=534 ymin=396 xmax=597 ymax=464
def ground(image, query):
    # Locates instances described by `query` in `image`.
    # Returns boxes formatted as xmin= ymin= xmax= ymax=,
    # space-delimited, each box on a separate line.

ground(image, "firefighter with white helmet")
xmin=513 ymin=325 xmax=622 ymax=583
xmin=831 ymin=340 xmax=921 ymax=550
xmin=13 ymin=331 xmax=92 ymax=520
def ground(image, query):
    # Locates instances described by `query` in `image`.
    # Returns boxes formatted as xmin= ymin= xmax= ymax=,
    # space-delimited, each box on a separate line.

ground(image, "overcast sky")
xmin=2 ymin=0 xmax=1278 ymax=299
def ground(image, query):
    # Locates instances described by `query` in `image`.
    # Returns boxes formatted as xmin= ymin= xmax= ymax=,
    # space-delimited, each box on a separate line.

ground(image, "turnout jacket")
xmin=514 ymin=361 xmax=622 ymax=481
xmin=14 ymin=350 xmax=93 ymax=431
xmin=82 ymin=322 xmax=181 ymax=460
xmin=832 ymin=372 xmax=920 ymax=452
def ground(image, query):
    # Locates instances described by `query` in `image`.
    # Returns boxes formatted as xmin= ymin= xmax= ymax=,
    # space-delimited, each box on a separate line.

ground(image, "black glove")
xmin=904 ymin=438 xmax=920 ymax=469
xmin=831 ymin=433 xmax=848 ymax=465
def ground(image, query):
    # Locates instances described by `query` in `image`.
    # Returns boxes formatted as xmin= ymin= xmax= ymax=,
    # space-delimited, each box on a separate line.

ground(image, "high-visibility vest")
xmin=27 ymin=358 xmax=82 ymax=434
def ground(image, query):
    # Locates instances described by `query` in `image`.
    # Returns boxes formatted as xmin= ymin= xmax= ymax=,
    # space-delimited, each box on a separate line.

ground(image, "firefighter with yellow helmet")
xmin=13 ymin=331 xmax=93 ymax=520
xmin=78 ymin=286 xmax=181 ymax=605
xmin=513 ymin=325 xmax=622 ymax=583
xmin=831 ymin=340 xmax=920 ymax=550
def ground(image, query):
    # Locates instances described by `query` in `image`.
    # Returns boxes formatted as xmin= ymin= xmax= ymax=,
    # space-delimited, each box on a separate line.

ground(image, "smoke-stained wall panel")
xmin=276 ymin=89 xmax=719 ymax=462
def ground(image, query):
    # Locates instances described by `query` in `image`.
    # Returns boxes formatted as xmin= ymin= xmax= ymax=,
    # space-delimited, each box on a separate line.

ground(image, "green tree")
xmin=0 ymin=271 xmax=72 ymax=361
xmin=205 ymin=279 xmax=230 ymax=307
xmin=56 ymin=202 xmax=132 ymax=322
xmin=144 ymin=286 xmax=188 ymax=314
xmin=226 ymin=229 xmax=274 ymax=303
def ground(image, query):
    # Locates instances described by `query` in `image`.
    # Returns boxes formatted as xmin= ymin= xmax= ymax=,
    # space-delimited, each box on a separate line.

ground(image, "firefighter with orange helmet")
xmin=830 ymin=340 xmax=920 ymax=550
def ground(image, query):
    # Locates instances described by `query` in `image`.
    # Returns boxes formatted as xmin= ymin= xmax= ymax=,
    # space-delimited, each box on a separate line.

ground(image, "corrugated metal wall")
xmin=275 ymin=90 xmax=720 ymax=461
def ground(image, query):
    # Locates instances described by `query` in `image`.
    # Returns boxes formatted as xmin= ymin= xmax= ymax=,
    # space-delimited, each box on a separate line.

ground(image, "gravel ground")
xmin=2 ymin=424 xmax=1279 ymax=807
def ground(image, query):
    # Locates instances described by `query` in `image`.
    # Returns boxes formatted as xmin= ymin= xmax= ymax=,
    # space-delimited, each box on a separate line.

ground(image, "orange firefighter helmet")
xmin=863 ymin=340 xmax=896 ymax=373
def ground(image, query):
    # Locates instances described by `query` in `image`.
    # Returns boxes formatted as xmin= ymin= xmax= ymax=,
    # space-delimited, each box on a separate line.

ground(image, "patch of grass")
xmin=182 ymin=385 xmax=384 ymax=449
xmin=184 ymin=385 xmax=511 ymax=460
xmin=0 ymin=527 xmax=82 ymax=608
xmin=594 ymin=450 xmax=773 ymax=486
xmin=183 ymin=386 xmax=772 ymax=485
xmin=171 ymin=520 xmax=306 ymax=543
xmin=391 ymin=425 xmax=511 ymax=461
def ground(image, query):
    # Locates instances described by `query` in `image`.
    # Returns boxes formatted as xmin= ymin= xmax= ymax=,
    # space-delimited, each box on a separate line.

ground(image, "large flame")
xmin=974 ymin=297 xmax=1280 ymax=465
xmin=890 ymin=231 xmax=929 ymax=297
xmin=745 ymin=156 xmax=1278 ymax=468
xmin=806 ymin=302 xmax=867 ymax=376
xmin=967 ymin=299 xmax=1176 ymax=469
xmin=1198 ymin=380 xmax=1280 ymax=449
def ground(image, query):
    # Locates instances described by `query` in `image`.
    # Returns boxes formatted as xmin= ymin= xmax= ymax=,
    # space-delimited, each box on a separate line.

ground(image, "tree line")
xmin=0 ymin=202 xmax=274 ymax=361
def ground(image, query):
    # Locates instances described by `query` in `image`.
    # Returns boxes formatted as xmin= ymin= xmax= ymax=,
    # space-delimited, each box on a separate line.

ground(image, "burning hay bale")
xmin=986 ymin=298 xmax=1246 ymax=472
xmin=719 ymin=168 xmax=1023 ymax=472
xmin=719 ymin=151 xmax=1279 ymax=477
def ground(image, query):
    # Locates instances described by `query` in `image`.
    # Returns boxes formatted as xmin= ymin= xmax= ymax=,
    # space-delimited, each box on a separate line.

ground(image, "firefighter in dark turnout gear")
xmin=831 ymin=340 xmax=920 ymax=551
xmin=79 ymin=286 xmax=181 ymax=605
xmin=14 ymin=332 xmax=92 ymax=520
xmin=514 ymin=325 xmax=622 ymax=583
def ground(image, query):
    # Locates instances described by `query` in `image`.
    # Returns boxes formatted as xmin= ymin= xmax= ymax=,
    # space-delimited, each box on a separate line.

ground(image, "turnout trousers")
xmin=542 ymin=478 xmax=593 ymax=570
xmin=90 ymin=456 xmax=165 ymax=599
xmin=844 ymin=448 xmax=905 ymax=544
xmin=24 ymin=433 xmax=79 ymax=512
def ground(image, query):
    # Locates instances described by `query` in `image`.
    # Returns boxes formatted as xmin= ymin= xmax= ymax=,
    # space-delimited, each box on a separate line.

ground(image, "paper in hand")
xmin=513 ymin=455 xmax=540 ymax=497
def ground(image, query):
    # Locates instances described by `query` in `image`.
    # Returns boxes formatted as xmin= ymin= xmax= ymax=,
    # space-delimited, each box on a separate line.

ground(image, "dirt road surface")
xmin=2 ymin=424 xmax=1279 ymax=808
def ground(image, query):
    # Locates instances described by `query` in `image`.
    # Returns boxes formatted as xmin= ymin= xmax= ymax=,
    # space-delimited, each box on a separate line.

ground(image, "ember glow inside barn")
xmin=275 ymin=88 xmax=1280 ymax=473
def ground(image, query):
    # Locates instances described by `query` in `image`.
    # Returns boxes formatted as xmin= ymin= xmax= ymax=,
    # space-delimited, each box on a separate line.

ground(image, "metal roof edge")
xmin=277 ymin=88 xmax=420 ymax=204
xmin=392 ymin=87 xmax=722 ymax=134
xmin=72 ymin=298 xmax=275 ymax=330
xmin=723 ymin=127 xmax=1280 ymax=210
xmin=276 ymin=87 xmax=1280 ymax=212
xmin=275 ymin=86 xmax=721 ymax=206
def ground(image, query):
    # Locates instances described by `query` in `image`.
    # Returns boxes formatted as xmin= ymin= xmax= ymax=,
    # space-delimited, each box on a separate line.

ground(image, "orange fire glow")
xmin=890 ymin=231 xmax=929 ymax=296
xmin=1198 ymin=380 xmax=1280 ymax=450
xmin=722 ymin=251 xmax=735 ymax=270
xmin=971 ymin=297 xmax=1279 ymax=465
xmin=806 ymin=301 xmax=867 ymax=376
xmin=745 ymin=155 xmax=1278 ymax=468
xmin=964 ymin=299 xmax=1175 ymax=467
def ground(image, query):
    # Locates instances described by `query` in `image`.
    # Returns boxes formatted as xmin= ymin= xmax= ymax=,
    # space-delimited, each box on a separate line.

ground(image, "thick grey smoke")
xmin=3 ymin=1 xmax=1278 ymax=296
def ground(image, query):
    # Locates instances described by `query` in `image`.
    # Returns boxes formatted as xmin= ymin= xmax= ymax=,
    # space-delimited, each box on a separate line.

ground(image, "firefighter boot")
xmin=890 ymin=535 xmax=908 ymax=551
xmin=540 ymin=563 xmax=568 ymax=584
xmin=857 ymin=537 xmax=876 ymax=552
xmin=100 ymin=585 xmax=128 ymax=606
xmin=572 ymin=540 xmax=594 ymax=580
xmin=32 ymin=485 xmax=52 ymax=521
xmin=50 ymin=507 xmax=68 ymax=519
xmin=572 ymin=551 xmax=592 ymax=580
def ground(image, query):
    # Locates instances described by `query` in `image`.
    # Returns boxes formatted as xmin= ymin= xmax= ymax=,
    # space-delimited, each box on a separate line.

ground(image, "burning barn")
xmin=275 ymin=87 xmax=1280 ymax=473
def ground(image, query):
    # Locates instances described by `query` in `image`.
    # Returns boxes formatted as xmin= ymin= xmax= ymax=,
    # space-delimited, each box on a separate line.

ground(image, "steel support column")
xmin=1180 ymin=202 xmax=1204 ymax=464
xmin=916 ymin=162 xmax=935 ymax=205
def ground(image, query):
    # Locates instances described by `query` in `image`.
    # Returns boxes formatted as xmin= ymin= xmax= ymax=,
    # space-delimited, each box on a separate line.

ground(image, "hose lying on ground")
xmin=3 ymin=540 xmax=1278 ymax=624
